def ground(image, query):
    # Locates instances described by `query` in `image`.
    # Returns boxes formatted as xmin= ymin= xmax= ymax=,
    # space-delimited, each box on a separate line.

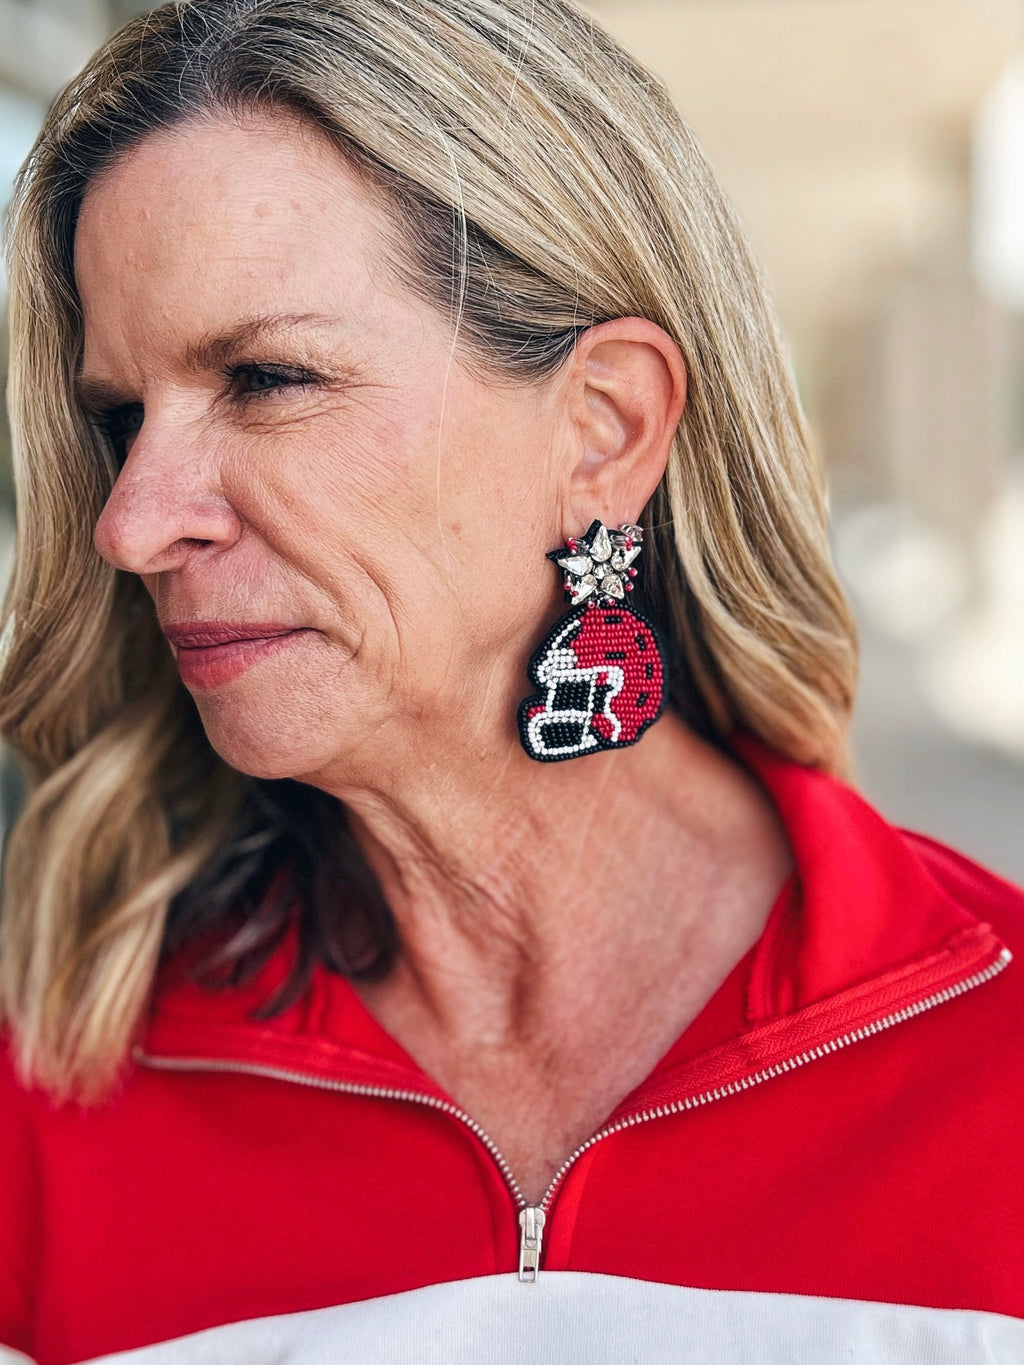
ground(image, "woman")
xmin=1 ymin=1 xmax=1022 ymax=1361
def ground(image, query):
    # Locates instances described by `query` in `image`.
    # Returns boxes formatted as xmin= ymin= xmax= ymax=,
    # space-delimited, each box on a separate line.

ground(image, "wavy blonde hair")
xmin=0 ymin=0 xmax=857 ymax=1102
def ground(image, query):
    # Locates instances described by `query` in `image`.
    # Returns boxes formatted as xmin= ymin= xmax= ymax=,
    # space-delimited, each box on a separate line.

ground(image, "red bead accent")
xmin=518 ymin=600 xmax=665 ymax=759
xmin=591 ymin=714 xmax=615 ymax=740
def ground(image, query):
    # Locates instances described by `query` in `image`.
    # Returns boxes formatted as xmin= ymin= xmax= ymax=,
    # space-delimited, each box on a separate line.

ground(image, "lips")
xmin=163 ymin=622 xmax=301 ymax=648
xmin=162 ymin=622 xmax=311 ymax=690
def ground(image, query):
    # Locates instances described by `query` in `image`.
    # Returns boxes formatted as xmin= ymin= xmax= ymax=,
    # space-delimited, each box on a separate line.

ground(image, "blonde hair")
xmin=0 ymin=0 xmax=857 ymax=1102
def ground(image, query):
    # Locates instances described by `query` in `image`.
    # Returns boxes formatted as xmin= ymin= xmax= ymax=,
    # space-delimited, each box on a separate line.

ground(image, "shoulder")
xmin=0 ymin=1034 xmax=41 ymax=1355
xmin=0 ymin=1029 xmax=41 ymax=1166
xmin=899 ymin=826 xmax=1024 ymax=948
xmin=893 ymin=829 xmax=1024 ymax=1078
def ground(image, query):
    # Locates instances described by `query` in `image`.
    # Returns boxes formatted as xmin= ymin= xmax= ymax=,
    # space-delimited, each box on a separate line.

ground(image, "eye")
xmin=226 ymin=362 xmax=320 ymax=397
xmin=93 ymin=403 xmax=144 ymax=465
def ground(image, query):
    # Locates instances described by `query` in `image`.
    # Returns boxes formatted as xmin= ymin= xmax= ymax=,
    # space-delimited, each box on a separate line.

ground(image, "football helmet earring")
xmin=517 ymin=520 xmax=668 ymax=762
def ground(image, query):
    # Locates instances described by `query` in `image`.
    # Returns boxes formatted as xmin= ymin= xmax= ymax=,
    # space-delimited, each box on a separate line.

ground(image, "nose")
xmin=93 ymin=425 xmax=242 ymax=575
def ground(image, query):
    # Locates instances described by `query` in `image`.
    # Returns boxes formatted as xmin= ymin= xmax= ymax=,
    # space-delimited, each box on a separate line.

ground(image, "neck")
xmin=317 ymin=711 xmax=794 ymax=1049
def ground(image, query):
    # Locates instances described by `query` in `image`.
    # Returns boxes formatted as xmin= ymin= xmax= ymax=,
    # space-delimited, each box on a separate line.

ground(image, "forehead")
xmin=73 ymin=110 xmax=397 ymax=358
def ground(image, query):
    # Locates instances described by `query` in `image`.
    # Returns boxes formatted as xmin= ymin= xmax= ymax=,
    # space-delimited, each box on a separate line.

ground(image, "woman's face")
xmin=76 ymin=110 xmax=570 ymax=788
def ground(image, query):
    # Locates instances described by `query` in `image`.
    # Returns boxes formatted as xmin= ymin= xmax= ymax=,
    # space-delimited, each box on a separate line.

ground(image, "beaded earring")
xmin=517 ymin=519 xmax=668 ymax=762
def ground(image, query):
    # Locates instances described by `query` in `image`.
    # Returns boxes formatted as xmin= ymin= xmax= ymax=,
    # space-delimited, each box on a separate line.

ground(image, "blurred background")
xmin=0 ymin=0 xmax=1022 ymax=882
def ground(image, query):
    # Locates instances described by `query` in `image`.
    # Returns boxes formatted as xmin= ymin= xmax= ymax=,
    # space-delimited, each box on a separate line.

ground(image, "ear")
xmin=559 ymin=317 xmax=687 ymax=534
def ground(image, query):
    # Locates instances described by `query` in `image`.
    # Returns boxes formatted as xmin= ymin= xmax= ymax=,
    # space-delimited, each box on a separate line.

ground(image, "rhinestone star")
xmin=547 ymin=520 xmax=643 ymax=606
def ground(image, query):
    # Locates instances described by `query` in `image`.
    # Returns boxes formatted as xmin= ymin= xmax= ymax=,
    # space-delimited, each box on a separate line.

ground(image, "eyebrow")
xmin=74 ymin=311 xmax=347 ymax=414
xmin=181 ymin=311 xmax=346 ymax=372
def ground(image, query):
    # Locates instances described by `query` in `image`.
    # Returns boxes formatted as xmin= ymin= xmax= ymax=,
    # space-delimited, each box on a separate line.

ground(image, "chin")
xmin=193 ymin=697 xmax=345 ymax=783
xmin=206 ymin=735 xmax=331 ymax=783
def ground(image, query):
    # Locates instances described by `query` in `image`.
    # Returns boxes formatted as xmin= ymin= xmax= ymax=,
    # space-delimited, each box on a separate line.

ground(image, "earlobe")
xmin=563 ymin=317 xmax=687 ymax=529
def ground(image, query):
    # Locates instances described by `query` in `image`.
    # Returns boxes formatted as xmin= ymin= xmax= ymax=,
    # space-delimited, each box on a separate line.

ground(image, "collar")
xmin=139 ymin=731 xmax=1010 ymax=1108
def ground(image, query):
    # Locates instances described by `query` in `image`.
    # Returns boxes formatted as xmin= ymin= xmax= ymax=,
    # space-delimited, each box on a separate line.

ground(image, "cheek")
xmin=213 ymin=383 xmax=558 ymax=676
xmin=266 ymin=388 xmax=434 ymax=504
xmin=225 ymin=399 xmax=426 ymax=539
xmin=217 ymin=412 xmax=462 ymax=645
xmin=434 ymin=409 xmax=562 ymax=585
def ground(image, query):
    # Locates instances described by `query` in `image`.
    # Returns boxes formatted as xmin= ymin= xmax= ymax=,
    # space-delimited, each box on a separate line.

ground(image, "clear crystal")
xmin=588 ymin=524 xmax=613 ymax=562
xmin=554 ymin=521 xmax=644 ymax=598
xmin=556 ymin=554 xmax=594 ymax=576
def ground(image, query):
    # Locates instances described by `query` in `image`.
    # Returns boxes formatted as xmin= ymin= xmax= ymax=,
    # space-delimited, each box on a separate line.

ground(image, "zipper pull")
xmin=518 ymin=1205 xmax=546 ymax=1283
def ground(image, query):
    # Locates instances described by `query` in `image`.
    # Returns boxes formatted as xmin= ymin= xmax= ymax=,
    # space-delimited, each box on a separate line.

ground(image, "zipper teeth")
xmin=134 ymin=945 xmax=1012 ymax=1220
xmin=536 ymin=946 xmax=1013 ymax=1213
xmin=131 ymin=1046 xmax=529 ymax=1206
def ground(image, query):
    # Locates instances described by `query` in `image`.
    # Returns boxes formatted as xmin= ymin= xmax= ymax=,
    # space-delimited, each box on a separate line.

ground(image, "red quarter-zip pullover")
xmin=2 ymin=733 xmax=1024 ymax=1363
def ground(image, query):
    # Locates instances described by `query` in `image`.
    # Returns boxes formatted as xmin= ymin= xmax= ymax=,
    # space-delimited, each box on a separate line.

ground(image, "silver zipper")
xmin=518 ymin=1206 xmax=545 ymax=1283
xmin=134 ymin=944 xmax=1011 ymax=1285
xmin=130 ymin=1043 xmax=530 ymax=1203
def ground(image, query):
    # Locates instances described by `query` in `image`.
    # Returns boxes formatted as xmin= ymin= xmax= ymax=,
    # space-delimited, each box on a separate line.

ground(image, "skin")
xmin=77 ymin=108 xmax=794 ymax=1205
